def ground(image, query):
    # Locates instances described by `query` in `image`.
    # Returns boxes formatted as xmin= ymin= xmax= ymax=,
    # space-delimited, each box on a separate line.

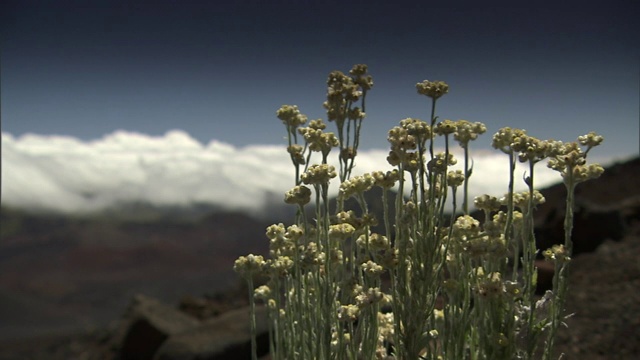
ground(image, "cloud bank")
xmin=2 ymin=130 xmax=569 ymax=216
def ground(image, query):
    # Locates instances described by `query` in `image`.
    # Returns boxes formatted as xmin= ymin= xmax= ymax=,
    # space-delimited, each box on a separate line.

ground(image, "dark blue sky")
xmin=2 ymin=0 xmax=638 ymax=158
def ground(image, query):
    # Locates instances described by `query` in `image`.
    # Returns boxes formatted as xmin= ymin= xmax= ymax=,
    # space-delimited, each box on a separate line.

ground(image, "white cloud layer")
xmin=2 ymin=130 xmax=574 ymax=216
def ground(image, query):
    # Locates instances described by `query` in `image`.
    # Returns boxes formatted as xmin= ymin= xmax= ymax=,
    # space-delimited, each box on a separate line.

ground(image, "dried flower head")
xmin=492 ymin=127 xmax=527 ymax=154
xmin=276 ymin=105 xmax=307 ymax=130
xmin=510 ymin=134 xmax=550 ymax=163
xmin=254 ymin=285 xmax=271 ymax=300
xmin=547 ymin=139 xmax=604 ymax=183
xmin=301 ymin=164 xmax=337 ymax=185
xmin=434 ymin=119 xmax=457 ymax=136
xmin=298 ymin=127 xmax=339 ymax=155
xmin=284 ymin=185 xmax=312 ymax=206
xmin=233 ymin=254 xmax=266 ymax=279
xmin=329 ymin=223 xmax=356 ymax=242
xmin=543 ymin=244 xmax=571 ymax=263
xmin=577 ymin=131 xmax=604 ymax=149
xmin=356 ymin=232 xmax=390 ymax=252
xmin=474 ymin=271 xmax=505 ymax=299
xmin=452 ymin=214 xmax=481 ymax=235
xmin=427 ymin=152 xmax=457 ymax=174
xmin=416 ymin=80 xmax=449 ymax=100
xmin=286 ymin=144 xmax=305 ymax=166
xmin=400 ymin=117 xmax=431 ymax=140
xmin=349 ymin=64 xmax=374 ymax=91
xmin=339 ymin=173 xmax=375 ymax=200
xmin=372 ymin=169 xmax=399 ymax=189
xmin=388 ymin=125 xmax=417 ymax=151
xmin=337 ymin=304 xmax=360 ymax=322
xmin=308 ymin=118 xmax=326 ymax=130
xmin=355 ymin=287 xmax=385 ymax=307
xmin=361 ymin=260 xmax=385 ymax=277
xmin=507 ymin=190 xmax=546 ymax=210
xmin=474 ymin=194 xmax=502 ymax=213
xmin=447 ymin=169 xmax=465 ymax=188
xmin=572 ymin=163 xmax=604 ymax=182
xmin=454 ymin=120 xmax=487 ymax=147
xmin=347 ymin=106 xmax=365 ymax=121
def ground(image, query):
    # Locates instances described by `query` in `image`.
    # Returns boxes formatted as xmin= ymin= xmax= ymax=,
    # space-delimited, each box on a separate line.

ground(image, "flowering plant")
xmin=234 ymin=64 xmax=603 ymax=360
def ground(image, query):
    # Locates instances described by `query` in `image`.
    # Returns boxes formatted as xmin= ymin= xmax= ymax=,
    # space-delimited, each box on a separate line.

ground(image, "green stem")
xmin=543 ymin=170 xmax=576 ymax=359
xmin=247 ymin=277 xmax=258 ymax=360
xmin=463 ymin=145 xmax=470 ymax=214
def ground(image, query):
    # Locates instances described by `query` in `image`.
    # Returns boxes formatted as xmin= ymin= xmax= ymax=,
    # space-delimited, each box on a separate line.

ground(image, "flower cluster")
xmin=286 ymin=144 xmax=305 ymax=166
xmin=399 ymin=117 xmax=431 ymax=141
xmin=361 ymin=260 xmax=385 ymax=277
xmin=578 ymin=131 xmax=604 ymax=149
xmin=284 ymin=185 xmax=312 ymax=206
xmin=355 ymin=287 xmax=386 ymax=307
xmin=372 ymin=169 xmax=399 ymax=189
xmin=427 ymin=152 xmax=457 ymax=174
xmin=416 ymin=79 xmax=449 ymax=100
xmin=451 ymin=214 xmax=481 ymax=236
xmin=447 ymin=170 xmax=465 ymax=188
xmin=388 ymin=125 xmax=417 ymax=151
xmin=328 ymin=223 xmax=356 ymax=242
xmin=491 ymin=127 xmax=527 ymax=154
xmin=434 ymin=119 xmax=457 ymax=136
xmin=474 ymin=194 xmax=502 ymax=213
xmin=324 ymin=65 xmax=371 ymax=123
xmin=474 ymin=270 xmax=505 ymax=300
xmin=356 ymin=232 xmax=390 ymax=252
xmin=268 ymin=256 xmax=294 ymax=277
xmin=454 ymin=120 xmax=487 ymax=147
xmin=337 ymin=304 xmax=360 ymax=322
xmin=387 ymin=125 xmax=424 ymax=170
xmin=276 ymin=105 xmax=307 ymax=130
xmin=542 ymin=244 xmax=571 ymax=263
xmin=349 ymin=64 xmax=374 ymax=91
xmin=333 ymin=210 xmax=377 ymax=234
xmin=339 ymin=173 xmax=375 ymax=200
xmin=298 ymin=126 xmax=339 ymax=155
xmin=233 ymin=254 xmax=266 ymax=279
xmin=301 ymin=164 xmax=337 ymax=185
xmin=510 ymin=133 xmax=550 ymax=163
xmin=266 ymin=223 xmax=299 ymax=257
xmin=547 ymin=136 xmax=604 ymax=183
xmin=508 ymin=190 xmax=546 ymax=211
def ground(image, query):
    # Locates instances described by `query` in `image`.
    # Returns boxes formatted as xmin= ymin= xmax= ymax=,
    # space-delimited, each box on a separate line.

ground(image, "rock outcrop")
xmin=154 ymin=305 xmax=269 ymax=360
xmin=118 ymin=294 xmax=201 ymax=360
xmin=113 ymin=294 xmax=269 ymax=360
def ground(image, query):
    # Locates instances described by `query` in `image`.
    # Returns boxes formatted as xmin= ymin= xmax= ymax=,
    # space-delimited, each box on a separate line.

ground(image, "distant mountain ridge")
xmin=1 ymin=156 xmax=638 ymax=341
xmin=0 ymin=206 xmax=273 ymax=340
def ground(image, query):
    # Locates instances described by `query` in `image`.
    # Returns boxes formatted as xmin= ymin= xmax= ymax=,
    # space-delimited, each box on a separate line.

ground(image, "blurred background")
xmin=1 ymin=0 xmax=638 ymax=345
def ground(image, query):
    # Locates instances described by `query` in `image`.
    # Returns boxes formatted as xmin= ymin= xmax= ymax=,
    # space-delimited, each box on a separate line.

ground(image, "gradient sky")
xmin=2 ymin=0 xmax=639 ymax=159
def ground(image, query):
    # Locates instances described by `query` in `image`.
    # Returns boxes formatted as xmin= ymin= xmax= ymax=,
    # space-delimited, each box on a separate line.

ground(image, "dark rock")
xmin=533 ymin=157 xmax=640 ymax=256
xmin=178 ymin=295 xmax=224 ymax=320
xmin=534 ymin=259 xmax=555 ymax=294
xmin=154 ymin=305 xmax=270 ymax=360
xmin=535 ymin=199 xmax=626 ymax=256
xmin=119 ymin=294 xmax=200 ymax=360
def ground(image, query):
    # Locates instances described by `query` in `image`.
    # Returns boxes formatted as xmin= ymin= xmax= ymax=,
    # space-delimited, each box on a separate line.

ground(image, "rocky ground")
xmin=0 ymin=157 xmax=638 ymax=359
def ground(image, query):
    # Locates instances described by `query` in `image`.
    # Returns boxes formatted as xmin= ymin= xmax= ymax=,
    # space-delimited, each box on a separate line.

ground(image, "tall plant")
xmin=233 ymin=64 xmax=603 ymax=360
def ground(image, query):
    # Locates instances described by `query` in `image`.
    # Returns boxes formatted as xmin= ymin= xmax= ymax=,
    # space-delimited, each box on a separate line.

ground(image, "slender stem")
xmin=463 ymin=146 xmax=470 ymax=214
xmin=247 ymin=277 xmax=258 ymax=360
xmin=429 ymin=98 xmax=437 ymax=160
xmin=543 ymin=170 xmax=576 ymax=359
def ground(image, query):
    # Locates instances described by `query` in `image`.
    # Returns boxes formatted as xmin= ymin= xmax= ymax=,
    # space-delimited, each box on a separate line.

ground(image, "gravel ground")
xmin=1 ymin=229 xmax=638 ymax=360
xmin=552 ymin=229 xmax=640 ymax=359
